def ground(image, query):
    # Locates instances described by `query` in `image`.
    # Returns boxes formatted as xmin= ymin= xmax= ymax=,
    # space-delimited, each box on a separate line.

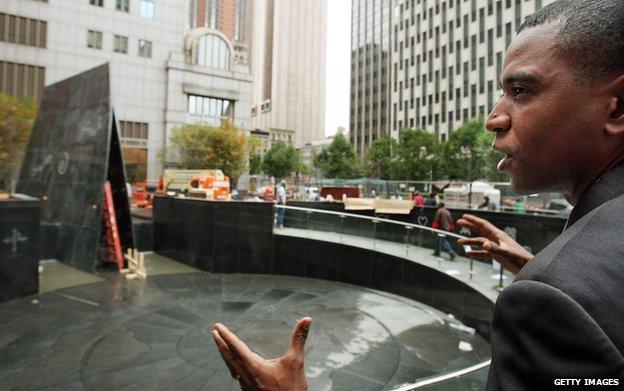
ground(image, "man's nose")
xmin=486 ymin=106 xmax=511 ymax=133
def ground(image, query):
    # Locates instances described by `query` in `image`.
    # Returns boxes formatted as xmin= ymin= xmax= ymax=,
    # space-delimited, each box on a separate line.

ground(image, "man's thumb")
xmin=289 ymin=317 xmax=312 ymax=356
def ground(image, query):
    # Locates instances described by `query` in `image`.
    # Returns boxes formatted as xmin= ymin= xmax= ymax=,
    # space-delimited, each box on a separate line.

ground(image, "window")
xmin=90 ymin=0 xmax=103 ymax=6
xmin=0 ymin=60 xmax=45 ymax=100
xmin=188 ymin=95 xmax=234 ymax=125
xmin=87 ymin=30 xmax=102 ymax=49
xmin=138 ymin=39 xmax=152 ymax=57
xmin=0 ymin=13 xmax=47 ymax=48
xmin=514 ymin=0 xmax=522 ymax=31
xmin=114 ymin=35 xmax=128 ymax=53
xmin=195 ymin=34 xmax=230 ymax=69
xmin=116 ymin=0 xmax=129 ymax=12
xmin=139 ymin=0 xmax=154 ymax=19
xmin=120 ymin=120 xmax=149 ymax=140
xmin=496 ymin=1 xmax=503 ymax=37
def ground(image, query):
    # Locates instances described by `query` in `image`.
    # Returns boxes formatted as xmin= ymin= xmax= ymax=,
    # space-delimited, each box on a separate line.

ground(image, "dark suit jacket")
xmin=486 ymin=163 xmax=624 ymax=389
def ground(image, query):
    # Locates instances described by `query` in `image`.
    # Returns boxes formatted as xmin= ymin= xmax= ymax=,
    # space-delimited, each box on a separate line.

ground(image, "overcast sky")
xmin=325 ymin=0 xmax=352 ymax=137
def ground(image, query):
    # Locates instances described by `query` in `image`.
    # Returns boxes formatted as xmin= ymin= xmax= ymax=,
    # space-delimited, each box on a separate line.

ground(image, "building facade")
xmin=390 ymin=0 xmax=552 ymax=142
xmin=250 ymin=0 xmax=327 ymax=148
xmin=0 ymin=0 xmax=252 ymax=182
xmin=349 ymin=0 xmax=393 ymax=156
xmin=351 ymin=0 xmax=553 ymax=155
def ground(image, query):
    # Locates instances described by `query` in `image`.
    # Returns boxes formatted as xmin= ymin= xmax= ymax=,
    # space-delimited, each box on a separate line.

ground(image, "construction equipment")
xmin=187 ymin=170 xmax=231 ymax=200
xmin=158 ymin=169 xmax=231 ymax=200
xmin=130 ymin=182 xmax=152 ymax=208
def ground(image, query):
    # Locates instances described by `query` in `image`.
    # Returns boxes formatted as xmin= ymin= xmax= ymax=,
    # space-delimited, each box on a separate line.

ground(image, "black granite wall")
xmin=154 ymin=197 xmax=494 ymax=341
xmin=15 ymin=64 xmax=133 ymax=271
xmin=154 ymin=197 xmax=274 ymax=273
xmin=287 ymin=201 xmax=567 ymax=254
xmin=0 ymin=195 xmax=40 ymax=302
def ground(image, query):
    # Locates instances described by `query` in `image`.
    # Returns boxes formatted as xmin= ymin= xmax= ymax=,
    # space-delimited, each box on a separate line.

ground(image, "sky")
xmin=325 ymin=0 xmax=352 ymax=137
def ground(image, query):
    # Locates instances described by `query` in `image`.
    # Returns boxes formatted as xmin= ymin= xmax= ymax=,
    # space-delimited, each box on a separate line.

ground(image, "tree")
xmin=365 ymin=135 xmax=398 ymax=179
xmin=441 ymin=118 xmax=506 ymax=181
xmin=0 ymin=94 xmax=38 ymax=191
xmin=167 ymin=120 xmax=248 ymax=180
xmin=249 ymin=154 xmax=263 ymax=175
xmin=262 ymin=141 xmax=300 ymax=180
xmin=313 ymin=133 xmax=361 ymax=179
xmin=394 ymin=128 xmax=442 ymax=180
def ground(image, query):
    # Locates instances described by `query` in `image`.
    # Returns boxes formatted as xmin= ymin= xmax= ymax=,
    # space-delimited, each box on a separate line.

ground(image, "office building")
xmin=351 ymin=0 xmax=553 ymax=155
xmin=350 ymin=0 xmax=393 ymax=156
xmin=390 ymin=0 xmax=553 ymax=142
xmin=0 ymin=0 xmax=253 ymax=181
xmin=250 ymin=0 xmax=327 ymax=148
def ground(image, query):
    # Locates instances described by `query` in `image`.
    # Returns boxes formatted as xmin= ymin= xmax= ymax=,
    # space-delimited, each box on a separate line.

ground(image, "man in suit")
xmin=211 ymin=0 xmax=624 ymax=389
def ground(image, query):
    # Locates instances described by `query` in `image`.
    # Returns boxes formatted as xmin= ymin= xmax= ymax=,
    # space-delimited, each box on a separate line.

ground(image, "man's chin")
xmin=509 ymin=176 xmax=552 ymax=195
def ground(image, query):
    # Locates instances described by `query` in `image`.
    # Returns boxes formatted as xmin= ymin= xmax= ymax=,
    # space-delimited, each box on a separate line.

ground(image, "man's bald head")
xmin=519 ymin=0 xmax=624 ymax=84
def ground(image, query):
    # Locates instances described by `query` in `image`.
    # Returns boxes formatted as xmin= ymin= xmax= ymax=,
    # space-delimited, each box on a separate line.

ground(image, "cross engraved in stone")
xmin=3 ymin=229 xmax=28 ymax=254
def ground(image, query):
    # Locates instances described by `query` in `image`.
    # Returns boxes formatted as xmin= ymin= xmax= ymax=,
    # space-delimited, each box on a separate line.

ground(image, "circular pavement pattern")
xmin=0 ymin=273 xmax=489 ymax=390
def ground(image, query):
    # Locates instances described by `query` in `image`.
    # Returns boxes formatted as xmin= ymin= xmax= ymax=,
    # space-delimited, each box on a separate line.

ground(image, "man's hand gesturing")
xmin=457 ymin=214 xmax=533 ymax=274
xmin=212 ymin=317 xmax=312 ymax=391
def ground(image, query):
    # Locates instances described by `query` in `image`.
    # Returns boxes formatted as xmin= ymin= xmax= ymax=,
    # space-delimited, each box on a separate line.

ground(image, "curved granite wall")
xmin=153 ymin=196 xmax=494 ymax=341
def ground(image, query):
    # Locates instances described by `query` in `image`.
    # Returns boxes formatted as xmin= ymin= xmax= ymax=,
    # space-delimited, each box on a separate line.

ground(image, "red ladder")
xmin=101 ymin=181 xmax=124 ymax=271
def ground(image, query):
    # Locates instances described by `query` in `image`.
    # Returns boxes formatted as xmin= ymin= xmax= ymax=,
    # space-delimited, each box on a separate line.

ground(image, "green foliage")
xmin=362 ymin=122 xmax=505 ymax=181
xmin=441 ymin=118 xmax=506 ymax=181
xmin=313 ymin=133 xmax=361 ymax=179
xmin=168 ymin=120 xmax=248 ymax=179
xmin=262 ymin=141 xmax=300 ymax=180
xmin=0 ymin=94 xmax=38 ymax=191
xmin=249 ymin=154 xmax=263 ymax=175
xmin=394 ymin=128 xmax=442 ymax=180
xmin=365 ymin=135 xmax=397 ymax=180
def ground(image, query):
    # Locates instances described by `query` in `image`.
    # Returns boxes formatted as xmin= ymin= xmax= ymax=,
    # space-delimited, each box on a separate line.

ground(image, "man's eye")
xmin=511 ymin=86 xmax=527 ymax=96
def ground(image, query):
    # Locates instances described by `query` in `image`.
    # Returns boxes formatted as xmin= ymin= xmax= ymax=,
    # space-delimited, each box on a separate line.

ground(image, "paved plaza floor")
xmin=0 ymin=256 xmax=490 ymax=390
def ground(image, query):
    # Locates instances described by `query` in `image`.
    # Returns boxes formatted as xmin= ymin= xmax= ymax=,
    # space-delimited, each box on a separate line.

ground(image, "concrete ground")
xmin=1 ymin=254 xmax=489 ymax=390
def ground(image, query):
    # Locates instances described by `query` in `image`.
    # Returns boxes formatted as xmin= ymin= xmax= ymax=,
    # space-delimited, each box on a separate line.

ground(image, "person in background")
xmin=424 ymin=192 xmax=437 ymax=207
xmin=478 ymin=195 xmax=499 ymax=211
xmin=275 ymin=181 xmax=286 ymax=228
xmin=431 ymin=202 xmax=457 ymax=261
xmin=412 ymin=191 xmax=425 ymax=207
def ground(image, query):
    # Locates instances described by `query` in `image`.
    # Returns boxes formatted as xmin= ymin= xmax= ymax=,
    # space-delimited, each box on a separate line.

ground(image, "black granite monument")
xmin=0 ymin=194 xmax=40 ymax=302
xmin=16 ymin=64 xmax=133 ymax=271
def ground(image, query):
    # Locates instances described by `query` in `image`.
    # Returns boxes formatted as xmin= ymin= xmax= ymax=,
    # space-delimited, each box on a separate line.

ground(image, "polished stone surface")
xmin=16 ymin=64 xmax=133 ymax=271
xmin=0 ymin=194 xmax=40 ymax=302
xmin=154 ymin=197 xmax=495 ymax=343
xmin=0 ymin=272 xmax=489 ymax=390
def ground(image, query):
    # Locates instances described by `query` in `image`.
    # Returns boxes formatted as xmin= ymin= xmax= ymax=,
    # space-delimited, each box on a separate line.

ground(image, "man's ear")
xmin=605 ymin=74 xmax=624 ymax=136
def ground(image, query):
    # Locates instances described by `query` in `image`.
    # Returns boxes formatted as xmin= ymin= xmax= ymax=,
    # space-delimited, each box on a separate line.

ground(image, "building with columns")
xmin=0 ymin=0 xmax=252 ymax=182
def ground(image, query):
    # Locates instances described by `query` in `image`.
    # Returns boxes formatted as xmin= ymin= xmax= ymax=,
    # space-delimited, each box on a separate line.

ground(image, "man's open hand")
xmin=457 ymin=214 xmax=533 ymax=274
xmin=212 ymin=317 xmax=312 ymax=391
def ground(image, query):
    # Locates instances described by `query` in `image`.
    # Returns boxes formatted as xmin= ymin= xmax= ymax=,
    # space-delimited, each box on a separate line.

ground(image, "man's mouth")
xmin=498 ymin=154 xmax=514 ymax=172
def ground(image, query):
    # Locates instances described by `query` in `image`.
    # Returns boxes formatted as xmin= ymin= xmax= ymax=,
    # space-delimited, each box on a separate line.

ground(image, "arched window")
xmin=195 ymin=34 xmax=230 ymax=70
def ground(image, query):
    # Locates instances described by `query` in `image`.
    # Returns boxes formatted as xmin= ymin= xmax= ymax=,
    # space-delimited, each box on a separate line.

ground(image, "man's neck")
xmin=565 ymin=155 xmax=624 ymax=206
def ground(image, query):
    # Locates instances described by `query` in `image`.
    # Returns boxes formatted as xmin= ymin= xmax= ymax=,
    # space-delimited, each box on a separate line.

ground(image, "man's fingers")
xmin=212 ymin=330 xmax=250 ymax=382
xmin=457 ymin=237 xmax=487 ymax=247
xmin=214 ymin=323 xmax=256 ymax=366
xmin=288 ymin=317 xmax=312 ymax=357
xmin=465 ymin=250 xmax=495 ymax=260
xmin=459 ymin=214 xmax=502 ymax=236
